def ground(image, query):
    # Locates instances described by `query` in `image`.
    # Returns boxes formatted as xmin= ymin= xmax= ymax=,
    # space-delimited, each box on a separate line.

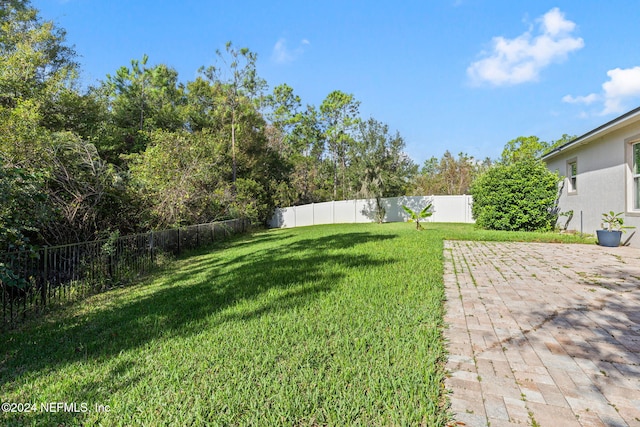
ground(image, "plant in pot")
xmin=596 ymin=211 xmax=634 ymax=247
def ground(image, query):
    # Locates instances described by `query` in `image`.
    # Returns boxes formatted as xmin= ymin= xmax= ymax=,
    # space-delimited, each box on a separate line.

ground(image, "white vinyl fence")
xmin=269 ymin=195 xmax=474 ymax=228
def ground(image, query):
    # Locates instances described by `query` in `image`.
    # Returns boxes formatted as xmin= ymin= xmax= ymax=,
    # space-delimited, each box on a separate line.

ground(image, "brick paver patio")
xmin=444 ymin=241 xmax=640 ymax=427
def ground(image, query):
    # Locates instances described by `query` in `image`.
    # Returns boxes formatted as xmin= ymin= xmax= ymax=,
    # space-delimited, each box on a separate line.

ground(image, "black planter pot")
xmin=596 ymin=230 xmax=622 ymax=247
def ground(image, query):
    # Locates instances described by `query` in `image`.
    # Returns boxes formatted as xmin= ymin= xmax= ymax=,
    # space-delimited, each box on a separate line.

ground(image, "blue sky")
xmin=33 ymin=0 xmax=640 ymax=165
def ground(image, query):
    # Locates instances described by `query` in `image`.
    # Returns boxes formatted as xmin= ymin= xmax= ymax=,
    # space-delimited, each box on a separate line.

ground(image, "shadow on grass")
xmin=0 ymin=230 xmax=398 ymax=394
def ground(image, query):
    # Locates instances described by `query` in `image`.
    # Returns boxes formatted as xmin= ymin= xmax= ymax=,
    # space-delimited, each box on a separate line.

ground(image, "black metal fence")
xmin=0 ymin=218 xmax=247 ymax=330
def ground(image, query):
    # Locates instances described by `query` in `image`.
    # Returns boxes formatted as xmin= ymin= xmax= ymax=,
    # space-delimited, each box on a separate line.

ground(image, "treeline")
xmin=413 ymin=134 xmax=575 ymax=196
xmin=1 ymin=1 xmax=575 ymax=251
xmin=1 ymin=1 xmax=419 ymax=250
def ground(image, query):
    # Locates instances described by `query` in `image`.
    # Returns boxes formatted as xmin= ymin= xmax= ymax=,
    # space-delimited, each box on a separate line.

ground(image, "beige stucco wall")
xmin=545 ymin=123 xmax=640 ymax=248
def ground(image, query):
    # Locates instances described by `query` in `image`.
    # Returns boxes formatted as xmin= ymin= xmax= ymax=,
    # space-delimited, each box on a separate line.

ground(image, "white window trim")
xmin=566 ymin=158 xmax=578 ymax=194
xmin=625 ymin=135 xmax=640 ymax=215
xmin=632 ymin=141 xmax=640 ymax=211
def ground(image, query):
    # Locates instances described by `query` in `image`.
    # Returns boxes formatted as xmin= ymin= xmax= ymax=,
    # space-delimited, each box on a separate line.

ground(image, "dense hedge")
xmin=470 ymin=159 xmax=560 ymax=232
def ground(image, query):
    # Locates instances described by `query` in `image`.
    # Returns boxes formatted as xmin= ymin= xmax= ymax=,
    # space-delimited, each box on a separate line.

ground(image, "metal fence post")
xmin=150 ymin=231 xmax=154 ymax=264
xmin=42 ymin=246 xmax=48 ymax=307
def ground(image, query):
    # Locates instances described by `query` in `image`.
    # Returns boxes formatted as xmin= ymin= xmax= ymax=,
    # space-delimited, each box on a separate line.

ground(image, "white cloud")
xmin=561 ymin=93 xmax=599 ymax=105
xmin=271 ymin=38 xmax=310 ymax=64
xmin=467 ymin=8 xmax=584 ymax=86
xmin=563 ymin=66 xmax=640 ymax=115
xmin=601 ymin=67 xmax=640 ymax=114
xmin=541 ymin=7 xmax=576 ymax=36
xmin=272 ymin=38 xmax=292 ymax=63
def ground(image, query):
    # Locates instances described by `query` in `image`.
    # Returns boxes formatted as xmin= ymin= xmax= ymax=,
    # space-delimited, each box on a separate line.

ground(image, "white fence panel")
xmin=355 ymin=199 xmax=372 ymax=223
xmin=333 ymin=200 xmax=356 ymax=224
xmin=313 ymin=201 xmax=334 ymax=225
xmin=274 ymin=207 xmax=296 ymax=228
xmin=381 ymin=197 xmax=404 ymax=223
xmin=269 ymin=195 xmax=474 ymax=228
xmin=393 ymin=196 xmax=434 ymax=222
xmin=429 ymin=195 xmax=473 ymax=223
xmin=295 ymin=204 xmax=315 ymax=227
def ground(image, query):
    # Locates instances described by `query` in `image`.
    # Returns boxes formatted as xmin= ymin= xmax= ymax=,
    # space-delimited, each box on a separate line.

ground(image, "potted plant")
xmin=596 ymin=211 xmax=634 ymax=247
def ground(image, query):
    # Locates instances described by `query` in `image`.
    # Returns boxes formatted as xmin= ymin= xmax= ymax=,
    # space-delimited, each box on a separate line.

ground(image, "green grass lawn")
xmin=0 ymin=223 xmax=593 ymax=426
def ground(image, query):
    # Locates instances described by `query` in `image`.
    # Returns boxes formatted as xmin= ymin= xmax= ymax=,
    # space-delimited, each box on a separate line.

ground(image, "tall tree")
xmin=547 ymin=134 xmax=576 ymax=153
xmin=184 ymin=75 xmax=226 ymax=133
xmin=500 ymin=136 xmax=549 ymax=165
xmin=198 ymin=42 xmax=266 ymax=188
xmin=412 ymin=151 xmax=489 ymax=195
xmin=103 ymin=55 xmax=186 ymax=160
xmin=263 ymin=83 xmax=303 ymax=156
xmin=0 ymin=1 xmax=99 ymax=141
xmin=289 ymin=105 xmax=328 ymax=203
xmin=351 ymin=118 xmax=416 ymax=199
xmin=263 ymin=85 xmax=331 ymax=205
xmin=0 ymin=0 xmax=77 ymax=107
xmin=319 ymin=90 xmax=360 ymax=199
xmin=0 ymin=0 xmax=78 ymax=166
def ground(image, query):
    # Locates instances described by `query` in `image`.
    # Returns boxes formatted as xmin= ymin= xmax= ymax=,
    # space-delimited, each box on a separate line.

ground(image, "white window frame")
xmin=633 ymin=142 xmax=640 ymax=210
xmin=567 ymin=158 xmax=578 ymax=194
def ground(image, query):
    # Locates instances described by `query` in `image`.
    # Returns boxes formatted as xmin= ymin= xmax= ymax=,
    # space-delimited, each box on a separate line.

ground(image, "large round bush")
xmin=470 ymin=159 xmax=560 ymax=232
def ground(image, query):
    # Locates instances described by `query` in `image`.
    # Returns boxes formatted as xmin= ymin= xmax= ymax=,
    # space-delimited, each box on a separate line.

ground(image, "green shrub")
xmin=470 ymin=159 xmax=559 ymax=232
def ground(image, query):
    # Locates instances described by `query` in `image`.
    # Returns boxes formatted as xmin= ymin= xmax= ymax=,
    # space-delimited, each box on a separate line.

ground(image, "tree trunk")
xmin=333 ymin=158 xmax=337 ymax=200
xmin=231 ymin=110 xmax=237 ymax=192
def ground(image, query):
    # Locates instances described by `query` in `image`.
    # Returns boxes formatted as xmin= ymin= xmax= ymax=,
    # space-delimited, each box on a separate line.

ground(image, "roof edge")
xmin=542 ymin=105 xmax=640 ymax=161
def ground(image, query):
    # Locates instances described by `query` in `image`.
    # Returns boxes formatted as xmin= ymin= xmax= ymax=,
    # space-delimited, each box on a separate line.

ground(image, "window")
xmin=567 ymin=160 xmax=577 ymax=193
xmin=634 ymin=143 xmax=640 ymax=209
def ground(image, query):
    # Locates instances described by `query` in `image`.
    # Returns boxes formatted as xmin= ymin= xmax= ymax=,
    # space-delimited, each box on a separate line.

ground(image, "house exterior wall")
xmin=544 ymin=123 xmax=640 ymax=247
